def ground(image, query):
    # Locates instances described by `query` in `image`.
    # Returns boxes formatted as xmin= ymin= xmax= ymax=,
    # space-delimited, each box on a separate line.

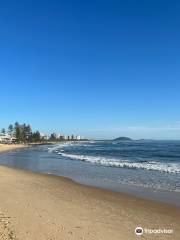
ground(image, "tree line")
xmin=1 ymin=122 xmax=42 ymax=143
xmin=1 ymin=122 xmax=86 ymax=143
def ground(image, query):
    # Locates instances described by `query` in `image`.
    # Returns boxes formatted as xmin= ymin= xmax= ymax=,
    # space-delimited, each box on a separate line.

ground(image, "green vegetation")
xmin=1 ymin=122 xmax=87 ymax=144
xmin=1 ymin=122 xmax=42 ymax=143
xmin=1 ymin=128 xmax=6 ymax=134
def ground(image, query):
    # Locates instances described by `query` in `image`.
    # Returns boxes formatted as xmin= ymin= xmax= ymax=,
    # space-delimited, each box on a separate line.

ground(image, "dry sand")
xmin=0 ymin=144 xmax=27 ymax=153
xmin=0 ymin=165 xmax=179 ymax=240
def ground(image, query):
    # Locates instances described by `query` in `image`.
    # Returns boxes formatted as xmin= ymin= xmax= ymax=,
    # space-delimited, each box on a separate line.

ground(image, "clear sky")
xmin=0 ymin=0 xmax=180 ymax=139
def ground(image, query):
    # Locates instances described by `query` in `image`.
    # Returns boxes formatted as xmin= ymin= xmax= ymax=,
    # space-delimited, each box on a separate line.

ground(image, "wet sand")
xmin=0 ymin=165 xmax=179 ymax=240
xmin=0 ymin=144 xmax=27 ymax=153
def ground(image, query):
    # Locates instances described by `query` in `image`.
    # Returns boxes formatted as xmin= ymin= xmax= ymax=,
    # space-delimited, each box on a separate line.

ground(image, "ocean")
xmin=0 ymin=140 xmax=180 ymax=206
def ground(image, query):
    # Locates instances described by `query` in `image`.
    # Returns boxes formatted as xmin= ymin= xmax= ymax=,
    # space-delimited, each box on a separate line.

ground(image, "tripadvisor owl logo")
xmin=135 ymin=227 xmax=143 ymax=236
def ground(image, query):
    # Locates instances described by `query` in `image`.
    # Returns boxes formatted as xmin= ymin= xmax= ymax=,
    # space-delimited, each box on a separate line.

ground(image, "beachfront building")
xmin=0 ymin=133 xmax=16 ymax=144
xmin=63 ymin=135 xmax=67 ymax=140
xmin=40 ymin=133 xmax=49 ymax=141
xmin=62 ymin=135 xmax=81 ymax=141
xmin=59 ymin=135 xmax=66 ymax=140
xmin=76 ymin=136 xmax=81 ymax=140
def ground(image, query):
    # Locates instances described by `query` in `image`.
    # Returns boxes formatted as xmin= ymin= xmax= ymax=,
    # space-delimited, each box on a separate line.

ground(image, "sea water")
xmin=0 ymin=140 xmax=180 ymax=206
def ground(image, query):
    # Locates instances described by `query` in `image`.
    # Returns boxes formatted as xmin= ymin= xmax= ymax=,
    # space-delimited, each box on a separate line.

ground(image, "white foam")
xmin=58 ymin=152 xmax=180 ymax=174
xmin=48 ymin=142 xmax=75 ymax=153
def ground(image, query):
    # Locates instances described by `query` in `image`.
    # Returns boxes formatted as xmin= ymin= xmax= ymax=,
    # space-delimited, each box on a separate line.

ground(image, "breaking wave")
xmin=58 ymin=152 xmax=180 ymax=173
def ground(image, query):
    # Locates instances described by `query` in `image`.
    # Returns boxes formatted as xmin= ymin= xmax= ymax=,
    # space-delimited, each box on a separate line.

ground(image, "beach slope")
xmin=0 ymin=144 xmax=27 ymax=153
xmin=0 ymin=166 xmax=179 ymax=240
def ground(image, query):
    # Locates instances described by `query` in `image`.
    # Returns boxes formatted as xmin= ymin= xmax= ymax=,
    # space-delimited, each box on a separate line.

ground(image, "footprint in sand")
xmin=0 ymin=213 xmax=16 ymax=240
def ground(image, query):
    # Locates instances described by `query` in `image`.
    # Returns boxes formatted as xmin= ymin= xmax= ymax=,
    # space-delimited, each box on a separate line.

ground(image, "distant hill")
xmin=113 ymin=137 xmax=132 ymax=141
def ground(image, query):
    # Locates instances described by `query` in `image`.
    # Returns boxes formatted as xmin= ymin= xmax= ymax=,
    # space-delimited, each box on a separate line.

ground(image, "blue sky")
xmin=0 ymin=0 xmax=180 ymax=139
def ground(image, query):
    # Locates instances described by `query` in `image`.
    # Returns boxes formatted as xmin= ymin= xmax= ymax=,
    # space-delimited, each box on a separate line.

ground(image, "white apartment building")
xmin=76 ymin=136 xmax=81 ymax=140
xmin=0 ymin=133 xmax=15 ymax=144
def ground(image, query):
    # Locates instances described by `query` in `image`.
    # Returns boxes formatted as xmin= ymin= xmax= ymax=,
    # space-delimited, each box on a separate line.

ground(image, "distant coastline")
xmin=0 ymin=122 xmax=88 ymax=145
xmin=113 ymin=136 xmax=132 ymax=141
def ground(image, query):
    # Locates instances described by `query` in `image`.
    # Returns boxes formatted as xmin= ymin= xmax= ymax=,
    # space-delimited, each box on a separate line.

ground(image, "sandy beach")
xmin=0 ymin=144 xmax=27 ymax=153
xmin=0 ymin=165 xmax=179 ymax=240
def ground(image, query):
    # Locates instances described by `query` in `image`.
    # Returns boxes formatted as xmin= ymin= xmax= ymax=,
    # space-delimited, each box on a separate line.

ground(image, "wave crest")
xmin=58 ymin=152 xmax=180 ymax=173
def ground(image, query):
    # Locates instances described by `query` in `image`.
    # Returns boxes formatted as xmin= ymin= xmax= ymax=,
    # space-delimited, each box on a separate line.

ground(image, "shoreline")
xmin=0 ymin=143 xmax=28 ymax=153
xmin=0 ymin=165 xmax=180 ymax=239
xmin=0 ymin=142 xmax=55 ymax=154
xmin=0 ymin=143 xmax=180 ymax=207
